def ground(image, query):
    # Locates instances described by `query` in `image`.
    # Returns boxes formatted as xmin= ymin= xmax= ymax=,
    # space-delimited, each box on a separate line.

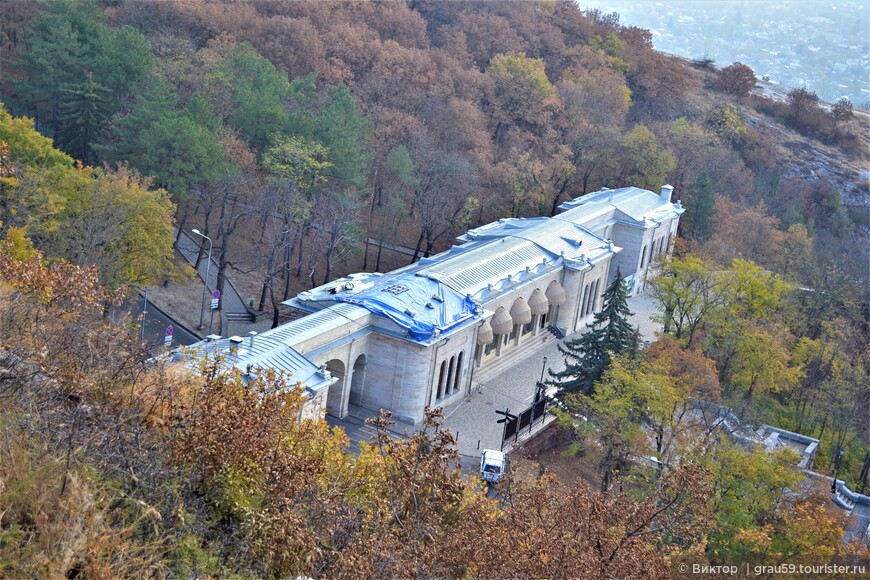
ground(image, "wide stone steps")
xmin=226 ymin=311 xmax=256 ymax=322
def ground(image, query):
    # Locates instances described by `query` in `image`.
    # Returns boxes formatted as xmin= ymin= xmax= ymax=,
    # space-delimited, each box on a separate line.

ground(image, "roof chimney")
xmin=660 ymin=184 xmax=674 ymax=203
xmin=248 ymin=331 xmax=257 ymax=349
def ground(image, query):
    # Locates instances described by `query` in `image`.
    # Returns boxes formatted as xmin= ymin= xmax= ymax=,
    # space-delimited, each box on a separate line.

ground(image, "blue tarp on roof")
xmin=335 ymin=273 xmax=479 ymax=341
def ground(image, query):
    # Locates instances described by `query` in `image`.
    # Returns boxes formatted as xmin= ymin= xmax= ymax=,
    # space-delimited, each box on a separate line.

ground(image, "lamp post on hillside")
xmin=192 ymin=229 xmax=212 ymax=331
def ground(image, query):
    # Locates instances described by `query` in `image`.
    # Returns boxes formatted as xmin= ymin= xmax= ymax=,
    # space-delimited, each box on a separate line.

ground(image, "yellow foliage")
xmin=3 ymin=227 xmax=38 ymax=261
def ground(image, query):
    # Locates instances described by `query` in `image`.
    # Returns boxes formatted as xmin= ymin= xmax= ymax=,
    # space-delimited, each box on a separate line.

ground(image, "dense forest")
xmin=0 ymin=0 xmax=867 ymax=576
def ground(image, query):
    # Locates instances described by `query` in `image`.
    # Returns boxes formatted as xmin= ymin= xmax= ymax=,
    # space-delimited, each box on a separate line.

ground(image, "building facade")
xmin=192 ymin=185 xmax=683 ymax=424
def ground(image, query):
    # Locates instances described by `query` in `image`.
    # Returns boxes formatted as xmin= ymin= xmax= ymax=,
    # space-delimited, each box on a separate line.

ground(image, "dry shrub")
xmin=0 ymin=243 xmax=196 ymax=577
xmin=0 ymin=428 xmax=167 ymax=578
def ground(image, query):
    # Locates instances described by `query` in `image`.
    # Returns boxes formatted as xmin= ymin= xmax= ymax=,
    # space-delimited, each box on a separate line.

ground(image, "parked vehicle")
xmin=480 ymin=449 xmax=506 ymax=484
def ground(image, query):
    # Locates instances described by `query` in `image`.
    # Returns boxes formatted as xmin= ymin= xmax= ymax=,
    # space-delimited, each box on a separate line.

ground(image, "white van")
xmin=480 ymin=449 xmax=506 ymax=484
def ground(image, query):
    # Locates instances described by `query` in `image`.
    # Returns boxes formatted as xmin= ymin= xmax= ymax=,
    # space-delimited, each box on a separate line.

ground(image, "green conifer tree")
xmin=681 ymin=172 xmax=716 ymax=241
xmin=549 ymin=268 xmax=639 ymax=396
xmin=97 ymin=78 xmax=226 ymax=201
xmin=315 ymin=84 xmax=372 ymax=188
xmin=56 ymin=73 xmax=111 ymax=165
xmin=13 ymin=0 xmax=152 ymax=152
xmin=97 ymin=74 xmax=180 ymax=164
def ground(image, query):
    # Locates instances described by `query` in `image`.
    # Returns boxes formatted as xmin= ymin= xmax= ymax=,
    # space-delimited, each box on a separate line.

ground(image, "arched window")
xmin=453 ymin=352 xmax=464 ymax=392
xmin=545 ymin=280 xmax=565 ymax=328
xmin=640 ymin=245 xmax=648 ymax=268
xmin=583 ymin=282 xmax=595 ymax=316
xmin=584 ymin=281 xmax=596 ymax=317
xmin=437 ymin=360 xmax=447 ymax=400
xmin=490 ymin=306 xmax=512 ymax=356
xmin=484 ymin=337 xmax=497 ymax=357
xmin=508 ymin=323 xmax=519 ymax=345
xmin=478 ymin=319 xmax=495 ymax=363
xmin=522 ymin=318 xmax=535 ymax=336
xmin=325 ymin=359 xmax=346 ymax=418
xmin=446 ymin=356 xmax=456 ymax=394
xmin=350 ymin=355 xmax=367 ymax=407
xmin=528 ymin=289 xmax=548 ymax=335
xmin=589 ymin=278 xmax=601 ymax=312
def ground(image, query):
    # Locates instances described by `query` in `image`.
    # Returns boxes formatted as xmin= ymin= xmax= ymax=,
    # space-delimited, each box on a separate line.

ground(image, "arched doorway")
xmin=325 ymin=359 xmax=346 ymax=418
xmin=349 ymin=354 xmax=367 ymax=407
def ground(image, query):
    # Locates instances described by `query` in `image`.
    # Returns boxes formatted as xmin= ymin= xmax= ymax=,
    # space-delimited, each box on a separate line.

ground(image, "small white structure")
xmin=480 ymin=449 xmax=506 ymax=484
xmin=191 ymin=185 xmax=683 ymax=424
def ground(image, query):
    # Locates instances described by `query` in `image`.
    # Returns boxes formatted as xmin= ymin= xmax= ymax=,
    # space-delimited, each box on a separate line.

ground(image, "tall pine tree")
xmin=56 ymin=73 xmax=111 ymax=165
xmin=549 ymin=268 xmax=640 ymax=396
xmin=680 ymin=172 xmax=716 ymax=241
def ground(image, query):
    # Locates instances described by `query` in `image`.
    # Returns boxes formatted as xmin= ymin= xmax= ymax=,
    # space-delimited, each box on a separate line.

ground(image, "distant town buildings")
xmin=594 ymin=0 xmax=870 ymax=106
xmin=192 ymin=185 xmax=683 ymax=423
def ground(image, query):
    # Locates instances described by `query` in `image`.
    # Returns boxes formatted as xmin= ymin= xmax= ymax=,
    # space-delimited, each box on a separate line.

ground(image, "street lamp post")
xmin=536 ymin=356 xmax=548 ymax=402
xmin=191 ymin=229 xmax=213 ymax=331
xmin=141 ymin=287 xmax=148 ymax=343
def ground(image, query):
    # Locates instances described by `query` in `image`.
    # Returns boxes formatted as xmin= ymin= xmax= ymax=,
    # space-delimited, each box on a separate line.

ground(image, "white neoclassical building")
xmin=192 ymin=185 xmax=683 ymax=424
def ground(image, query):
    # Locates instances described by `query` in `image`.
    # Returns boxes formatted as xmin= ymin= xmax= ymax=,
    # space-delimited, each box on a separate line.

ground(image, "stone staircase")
xmin=546 ymin=325 xmax=566 ymax=339
xmin=832 ymin=480 xmax=868 ymax=514
xmin=834 ymin=489 xmax=856 ymax=512
xmin=226 ymin=311 xmax=256 ymax=323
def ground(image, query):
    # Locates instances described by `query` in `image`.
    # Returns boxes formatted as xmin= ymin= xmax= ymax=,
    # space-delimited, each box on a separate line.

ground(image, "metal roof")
xmin=417 ymin=237 xmax=550 ymax=297
xmin=333 ymin=272 xmax=480 ymax=342
xmin=186 ymin=302 xmax=374 ymax=394
xmin=273 ymin=303 xmax=372 ymax=345
xmin=187 ymin=332 xmax=335 ymax=394
xmin=558 ymin=186 xmax=683 ymax=224
xmin=413 ymin=213 xmax=614 ymax=298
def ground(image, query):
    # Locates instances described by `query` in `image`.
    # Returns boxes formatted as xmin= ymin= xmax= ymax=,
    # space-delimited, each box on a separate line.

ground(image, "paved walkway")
xmin=175 ymin=229 xmax=250 ymax=320
xmin=846 ymin=502 xmax=870 ymax=544
xmin=442 ymin=293 xmax=661 ymax=466
xmin=136 ymin=293 xmax=200 ymax=347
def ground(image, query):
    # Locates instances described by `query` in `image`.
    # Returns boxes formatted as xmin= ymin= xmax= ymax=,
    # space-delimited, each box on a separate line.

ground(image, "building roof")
xmin=415 ymin=236 xmax=557 ymax=298
xmin=275 ymin=301 xmax=372 ymax=344
xmin=558 ymin=186 xmax=684 ymax=225
xmin=291 ymin=272 xmax=481 ymax=344
xmin=186 ymin=328 xmax=337 ymax=395
xmin=409 ymin=214 xmax=616 ymax=300
xmin=334 ymin=272 xmax=480 ymax=341
xmin=292 ymin=187 xmax=679 ymax=332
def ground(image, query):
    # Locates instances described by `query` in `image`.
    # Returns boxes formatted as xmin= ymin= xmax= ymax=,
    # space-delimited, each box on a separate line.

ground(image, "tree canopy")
xmin=12 ymin=0 xmax=153 ymax=164
xmin=0 ymin=104 xmax=176 ymax=287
